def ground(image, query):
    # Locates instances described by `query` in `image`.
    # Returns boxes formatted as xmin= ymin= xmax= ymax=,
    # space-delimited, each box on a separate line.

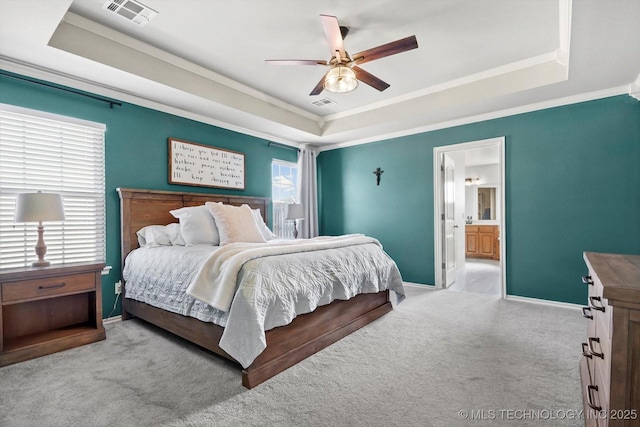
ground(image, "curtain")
xmin=297 ymin=147 xmax=319 ymax=238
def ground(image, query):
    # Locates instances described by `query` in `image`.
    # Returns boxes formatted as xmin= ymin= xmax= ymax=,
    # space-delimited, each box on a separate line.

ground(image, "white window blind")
xmin=271 ymin=159 xmax=298 ymax=239
xmin=0 ymin=104 xmax=106 ymax=269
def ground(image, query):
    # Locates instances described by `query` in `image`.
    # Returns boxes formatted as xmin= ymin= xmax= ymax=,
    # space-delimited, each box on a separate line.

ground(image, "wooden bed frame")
xmin=117 ymin=188 xmax=393 ymax=389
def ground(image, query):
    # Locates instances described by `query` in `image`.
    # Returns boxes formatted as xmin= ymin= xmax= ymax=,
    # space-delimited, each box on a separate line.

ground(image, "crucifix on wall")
xmin=373 ymin=167 xmax=384 ymax=186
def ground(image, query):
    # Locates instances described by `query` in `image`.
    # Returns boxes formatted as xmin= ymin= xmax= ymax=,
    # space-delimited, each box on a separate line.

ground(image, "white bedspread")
xmin=124 ymin=236 xmax=405 ymax=368
xmin=216 ymin=235 xmax=404 ymax=367
xmin=187 ymin=234 xmax=384 ymax=312
xmin=123 ymin=245 xmax=228 ymax=325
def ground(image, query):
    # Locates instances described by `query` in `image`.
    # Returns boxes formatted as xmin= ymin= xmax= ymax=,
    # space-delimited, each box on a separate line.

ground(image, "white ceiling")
xmin=465 ymin=146 xmax=500 ymax=167
xmin=0 ymin=0 xmax=638 ymax=150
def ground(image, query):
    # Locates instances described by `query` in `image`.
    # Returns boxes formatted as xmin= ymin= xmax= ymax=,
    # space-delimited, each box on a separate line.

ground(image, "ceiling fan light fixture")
xmin=324 ymin=66 xmax=358 ymax=93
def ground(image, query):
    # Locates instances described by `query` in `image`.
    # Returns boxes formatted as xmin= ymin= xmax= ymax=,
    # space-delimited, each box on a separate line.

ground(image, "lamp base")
xmin=33 ymin=223 xmax=50 ymax=267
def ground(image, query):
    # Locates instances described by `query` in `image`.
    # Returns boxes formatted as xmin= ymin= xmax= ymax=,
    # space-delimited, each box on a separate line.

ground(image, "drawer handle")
xmin=581 ymin=342 xmax=592 ymax=359
xmin=582 ymin=306 xmax=593 ymax=320
xmin=589 ymin=296 xmax=605 ymax=312
xmin=586 ymin=385 xmax=602 ymax=411
xmin=582 ymin=275 xmax=594 ymax=286
xmin=588 ymin=337 xmax=604 ymax=359
xmin=38 ymin=283 xmax=66 ymax=291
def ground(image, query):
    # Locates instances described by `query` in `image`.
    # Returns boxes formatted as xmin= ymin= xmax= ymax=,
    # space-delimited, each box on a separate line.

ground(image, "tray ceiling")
xmin=0 ymin=0 xmax=638 ymax=149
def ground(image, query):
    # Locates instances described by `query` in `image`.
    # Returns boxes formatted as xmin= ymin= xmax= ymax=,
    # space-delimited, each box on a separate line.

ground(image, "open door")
xmin=443 ymin=153 xmax=456 ymax=287
xmin=433 ymin=137 xmax=506 ymax=297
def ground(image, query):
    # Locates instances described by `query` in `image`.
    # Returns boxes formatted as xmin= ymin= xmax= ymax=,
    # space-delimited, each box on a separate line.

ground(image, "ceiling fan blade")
xmin=352 ymin=66 xmax=390 ymax=91
xmin=265 ymin=60 xmax=328 ymax=66
xmin=320 ymin=14 xmax=346 ymax=59
xmin=309 ymin=74 xmax=326 ymax=96
xmin=352 ymin=35 xmax=418 ymax=65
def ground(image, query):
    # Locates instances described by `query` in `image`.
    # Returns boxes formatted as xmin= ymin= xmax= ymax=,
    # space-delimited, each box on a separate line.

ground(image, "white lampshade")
xmin=285 ymin=203 xmax=304 ymax=220
xmin=15 ymin=192 xmax=65 ymax=223
xmin=324 ymin=66 xmax=358 ymax=93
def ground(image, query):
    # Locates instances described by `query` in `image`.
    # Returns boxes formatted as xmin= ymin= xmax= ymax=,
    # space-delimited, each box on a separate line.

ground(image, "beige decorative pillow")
xmin=205 ymin=202 xmax=266 ymax=245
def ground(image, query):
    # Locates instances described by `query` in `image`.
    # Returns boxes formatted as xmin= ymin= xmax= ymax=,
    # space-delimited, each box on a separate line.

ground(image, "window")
xmin=271 ymin=159 xmax=298 ymax=238
xmin=0 ymin=104 xmax=106 ymax=269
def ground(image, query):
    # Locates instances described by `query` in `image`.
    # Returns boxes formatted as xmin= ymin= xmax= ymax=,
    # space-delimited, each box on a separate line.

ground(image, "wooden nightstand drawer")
xmin=2 ymin=273 xmax=95 ymax=303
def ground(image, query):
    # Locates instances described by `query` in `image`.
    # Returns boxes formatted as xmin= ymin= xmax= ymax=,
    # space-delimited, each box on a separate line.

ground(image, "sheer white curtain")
xmin=296 ymin=147 xmax=318 ymax=238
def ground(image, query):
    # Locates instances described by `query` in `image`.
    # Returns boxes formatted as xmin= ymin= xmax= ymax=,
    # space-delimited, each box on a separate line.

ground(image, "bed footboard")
xmin=243 ymin=290 xmax=392 ymax=388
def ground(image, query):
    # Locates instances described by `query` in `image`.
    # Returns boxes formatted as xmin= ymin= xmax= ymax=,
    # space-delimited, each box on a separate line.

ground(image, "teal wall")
xmin=318 ymin=96 xmax=640 ymax=304
xmin=0 ymin=71 xmax=297 ymax=317
xmin=2 ymin=69 xmax=638 ymax=309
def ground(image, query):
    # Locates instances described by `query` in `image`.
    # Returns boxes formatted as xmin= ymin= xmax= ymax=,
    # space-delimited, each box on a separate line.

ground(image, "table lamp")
xmin=285 ymin=203 xmax=304 ymax=239
xmin=15 ymin=191 xmax=65 ymax=267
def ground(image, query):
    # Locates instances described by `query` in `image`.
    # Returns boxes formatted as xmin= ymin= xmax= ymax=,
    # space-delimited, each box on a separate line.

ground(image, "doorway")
xmin=433 ymin=137 xmax=506 ymax=298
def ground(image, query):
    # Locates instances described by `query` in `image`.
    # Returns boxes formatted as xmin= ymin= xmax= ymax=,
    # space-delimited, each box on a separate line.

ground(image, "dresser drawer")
xmin=1 ymin=273 xmax=96 ymax=303
xmin=586 ymin=269 xmax=613 ymax=336
xmin=584 ymin=381 xmax=608 ymax=427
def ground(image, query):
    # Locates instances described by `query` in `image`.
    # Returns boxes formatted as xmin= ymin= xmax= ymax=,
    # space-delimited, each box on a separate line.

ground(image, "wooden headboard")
xmin=117 ymin=188 xmax=270 ymax=267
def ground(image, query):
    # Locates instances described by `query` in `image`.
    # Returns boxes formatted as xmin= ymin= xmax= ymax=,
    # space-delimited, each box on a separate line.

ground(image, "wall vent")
xmin=312 ymin=98 xmax=337 ymax=107
xmin=102 ymin=0 xmax=158 ymax=26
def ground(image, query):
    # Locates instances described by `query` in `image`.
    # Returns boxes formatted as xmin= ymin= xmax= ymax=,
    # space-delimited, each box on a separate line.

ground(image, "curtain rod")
xmin=268 ymin=141 xmax=300 ymax=152
xmin=0 ymin=71 xmax=122 ymax=109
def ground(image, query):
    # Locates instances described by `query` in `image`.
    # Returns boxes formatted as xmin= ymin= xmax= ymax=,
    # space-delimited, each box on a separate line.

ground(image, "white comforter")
xmin=187 ymin=234 xmax=389 ymax=312
xmin=124 ymin=235 xmax=405 ymax=368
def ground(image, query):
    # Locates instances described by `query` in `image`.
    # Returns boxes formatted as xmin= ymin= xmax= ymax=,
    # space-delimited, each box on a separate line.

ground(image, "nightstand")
xmin=0 ymin=262 xmax=106 ymax=367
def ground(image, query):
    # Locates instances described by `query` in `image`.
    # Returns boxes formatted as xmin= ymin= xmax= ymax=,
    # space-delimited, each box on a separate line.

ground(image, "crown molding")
xmin=317 ymin=85 xmax=628 ymax=152
xmin=0 ymin=56 xmax=302 ymax=150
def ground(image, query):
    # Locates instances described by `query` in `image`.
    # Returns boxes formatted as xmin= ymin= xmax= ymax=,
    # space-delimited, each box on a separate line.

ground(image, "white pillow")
xmin=205 ymin=202 xmax=266 ymax=246
xmin=252 ymin=208 xmax=277 ymax=241
xmin=164 ymin=222 xmax=186 ymax=246
xmin=170 ymin=205 xmax=220 ymax=246
xmin=136 ymin=225 xmax=172 ymax=247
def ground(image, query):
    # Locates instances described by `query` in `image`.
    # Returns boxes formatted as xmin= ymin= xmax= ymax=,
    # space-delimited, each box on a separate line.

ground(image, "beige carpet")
xmin=0 ymin=285 xmax=585 ymax=426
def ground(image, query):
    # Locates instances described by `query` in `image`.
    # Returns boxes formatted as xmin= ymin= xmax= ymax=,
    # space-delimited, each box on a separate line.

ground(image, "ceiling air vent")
xmin=102 ymin=0 xmax=158 ymax=26
xmin=312 ymin=98 xmax=337 ymax=107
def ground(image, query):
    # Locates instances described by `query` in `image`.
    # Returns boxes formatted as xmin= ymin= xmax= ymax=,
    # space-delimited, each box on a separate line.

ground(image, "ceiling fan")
xmin=265 ymin=14 xmax=418 ymax=96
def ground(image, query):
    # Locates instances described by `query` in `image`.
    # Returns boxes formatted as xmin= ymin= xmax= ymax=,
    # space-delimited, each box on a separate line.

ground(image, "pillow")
xmin=136 ymin=225 xmax=172 ymax=247
xmin=252 ymin=208 xmax=277 ymax=241
xmin=164 ymin=222 xmax=186 ymax=246
xmin=205 ymin=202 xmax=266 ymax=245
xmin=170 ymin=205 xmax=220 ymax=246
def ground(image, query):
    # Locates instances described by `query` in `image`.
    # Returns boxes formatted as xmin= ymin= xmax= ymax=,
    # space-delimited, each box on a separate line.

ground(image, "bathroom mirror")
xmin=477 ymin=187 xmax=496 ymax=220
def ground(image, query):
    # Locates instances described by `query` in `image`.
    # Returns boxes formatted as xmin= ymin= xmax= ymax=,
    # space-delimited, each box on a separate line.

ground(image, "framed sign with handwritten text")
xmin=168 ymin=138 xmax=245 ymax=190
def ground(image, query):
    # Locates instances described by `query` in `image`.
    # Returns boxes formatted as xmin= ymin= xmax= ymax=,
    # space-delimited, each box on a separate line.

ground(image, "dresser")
xmin=0 ymin=262 xmax=106 ymax=367
xmin=580 ymin=252 xmax=640 ymax=427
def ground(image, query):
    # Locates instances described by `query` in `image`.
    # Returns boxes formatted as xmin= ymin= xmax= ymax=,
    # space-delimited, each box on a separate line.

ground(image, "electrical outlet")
xmin=115 ymin=280 xmax=122 ymax=295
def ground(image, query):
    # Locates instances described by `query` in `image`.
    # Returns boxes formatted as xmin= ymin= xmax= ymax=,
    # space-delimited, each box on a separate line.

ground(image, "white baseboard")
xmin=404 ymin=280 xmax=583 ymax=309
xmin=403 ymin=281 xmax=435 ymax=288
xmin=505 ymin=294 xmax=582 ymax=310
xmin=103 ymin=316 xmax=122 ymax=325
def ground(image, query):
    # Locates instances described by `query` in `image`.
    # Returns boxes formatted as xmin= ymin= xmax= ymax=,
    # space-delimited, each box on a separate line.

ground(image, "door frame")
xmin=433 ymin=136 xmax=506 ymax=297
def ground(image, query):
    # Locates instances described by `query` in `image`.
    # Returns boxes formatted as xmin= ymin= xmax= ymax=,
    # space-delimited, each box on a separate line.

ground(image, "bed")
xmin=117 ymin=187 xmax=404 ymax=388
